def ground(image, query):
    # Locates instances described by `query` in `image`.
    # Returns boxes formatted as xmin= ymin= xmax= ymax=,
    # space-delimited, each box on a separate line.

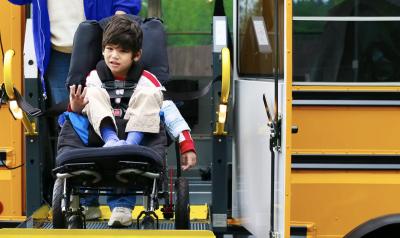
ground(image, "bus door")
xmin=231 ymin=0 xmax=291 ymax=237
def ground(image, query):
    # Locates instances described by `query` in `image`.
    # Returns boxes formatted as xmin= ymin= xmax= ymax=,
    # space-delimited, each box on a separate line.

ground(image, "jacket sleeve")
xmin=113 ymin=0 xmax=141 ymax=15
xmin=8 ymin=0 xmax=32 ymax=5
xmin=161 ymin=100 xmax=196 ymax=154
xmin=178 ymin=130 xmax=196 ymax=154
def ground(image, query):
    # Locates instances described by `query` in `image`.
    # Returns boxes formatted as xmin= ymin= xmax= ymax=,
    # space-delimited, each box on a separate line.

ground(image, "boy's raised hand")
xmin=69 ymin=84 xmax=88 ymax=113
xmin=180 ymin=151 xmax=197 ymax=171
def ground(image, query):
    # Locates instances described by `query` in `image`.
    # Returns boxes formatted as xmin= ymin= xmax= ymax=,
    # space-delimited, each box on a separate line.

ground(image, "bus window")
xmin=293 ymin=0 xmax=400 ymax=83
xmin=237 ymin=0 xmax=284 ymax=78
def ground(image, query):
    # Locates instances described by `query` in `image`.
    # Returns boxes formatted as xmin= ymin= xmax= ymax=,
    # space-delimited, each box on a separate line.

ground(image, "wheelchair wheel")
xmin=52 ymin=178 xmax=66 ymax=228
xmin=140 ymin=215 xmax=156 ymax=229
xmin=174 ymin=177 xmax=190 ymax=229
xmin=68 ymin=215 xmax=84 ymax=229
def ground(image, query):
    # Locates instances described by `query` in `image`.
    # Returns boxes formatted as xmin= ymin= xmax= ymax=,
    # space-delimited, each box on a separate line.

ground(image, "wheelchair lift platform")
xmin=0 ymin=229 xmax=215 ymax=238
xmin=0 ymin=205 xmax=214 ymax=237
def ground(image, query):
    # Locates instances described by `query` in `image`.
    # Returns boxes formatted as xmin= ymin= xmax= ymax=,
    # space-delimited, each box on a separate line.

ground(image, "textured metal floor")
xmin=40 ymin=221 xmax=210 ymax=230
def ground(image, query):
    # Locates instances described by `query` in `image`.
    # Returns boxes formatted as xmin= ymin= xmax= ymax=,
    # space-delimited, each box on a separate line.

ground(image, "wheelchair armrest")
xmin=118 ymin=161 xmax=151 ymax=171
xmin=52 ymin=162 xmax=97 ymax=175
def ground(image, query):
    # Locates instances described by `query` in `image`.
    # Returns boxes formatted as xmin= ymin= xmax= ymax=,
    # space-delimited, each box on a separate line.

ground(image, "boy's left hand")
xmin=181 ymin=151 xmax=197 ymax=171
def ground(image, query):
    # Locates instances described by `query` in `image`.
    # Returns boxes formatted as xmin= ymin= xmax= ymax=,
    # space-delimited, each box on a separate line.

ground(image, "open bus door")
xmin=231 ymin=0 xmax=292 ymax=237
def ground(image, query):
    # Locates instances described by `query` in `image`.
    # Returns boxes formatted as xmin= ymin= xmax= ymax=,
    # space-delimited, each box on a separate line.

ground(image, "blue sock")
xmin=101 ymin=126 xmax=119 ymax=144
xmin=126 ymin=131 xmax=144 ymax=145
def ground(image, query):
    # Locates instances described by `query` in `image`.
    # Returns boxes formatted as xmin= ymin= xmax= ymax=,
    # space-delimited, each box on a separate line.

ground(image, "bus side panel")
xmin=291 ymin=105 xmax=400 ymax=236
xmin=291 ymin=170 xmax=400 ymax=237
xmin=0 ymin=2 xmax=25 ymax=220
xmin=293 ymin=106 xmax=400 ymax=154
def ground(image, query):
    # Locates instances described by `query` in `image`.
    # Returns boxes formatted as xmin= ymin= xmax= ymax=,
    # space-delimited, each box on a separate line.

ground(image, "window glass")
xmin=294 ymin=0 xmax=400 ymax=17
xmin=237 ymin=0 xmax=284 ymax=77
xmin=293 ymin=0 xmax=400 ymax=83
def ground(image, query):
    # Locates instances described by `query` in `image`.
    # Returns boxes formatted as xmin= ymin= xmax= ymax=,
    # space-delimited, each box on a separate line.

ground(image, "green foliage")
xmin=161 ymin=0 xmax=233 ymax=46
xmin=293 ymin=0 xmax=346 ymax=17
xmin=293 ymin=0 xmax=346 ymax=33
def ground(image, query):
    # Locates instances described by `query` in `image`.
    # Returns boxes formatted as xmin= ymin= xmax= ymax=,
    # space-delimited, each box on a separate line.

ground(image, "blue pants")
xmin=81 ymin=195 xmax=136 ymax=210
xmin=45 ymin=49 xmax=70 ymax=106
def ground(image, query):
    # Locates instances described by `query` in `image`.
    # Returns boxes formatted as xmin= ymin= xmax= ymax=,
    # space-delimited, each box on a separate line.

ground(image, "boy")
xmin=68 ymin=15 xmax=197 ymax=227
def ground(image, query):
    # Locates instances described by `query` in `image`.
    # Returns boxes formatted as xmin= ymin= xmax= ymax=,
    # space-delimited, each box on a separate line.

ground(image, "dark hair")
xmin=102 ymin=15 xmax=143 ymax=53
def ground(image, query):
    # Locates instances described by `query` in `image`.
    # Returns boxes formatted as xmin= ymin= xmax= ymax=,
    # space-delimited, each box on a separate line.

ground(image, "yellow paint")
xmin=285 ymin=0 xmax=293 ymax=237
xmin=292 ymin=106 xmax=400 ymax=153
xmin=291 ymin=170 xmax=400 ymax=237
xmin=293 ymin=85 xmax=400 ymax=92
xmin=99 ymin=204 xmax=208 ymax=220
xmin=31 ymin=205 xmax=51 ymax=220
xmin=0 ymin=229 xmax=215 ymax=238
xmin=220 ymin=47 xmax=230 ymax=104
xmin=4 ymin=50 xmax=16 ymax=99
xmin=0 ymin=1 xmax=25 ymax=220
xmin=214 ymin=47 xmax=231 ymax=136
xmin=0 ymin=216 xmax=26 ymax=222
xmin=47 ymin=204 xmax=209 ymax=221
xmin=0 ymin=171 xmax=12 ymax=181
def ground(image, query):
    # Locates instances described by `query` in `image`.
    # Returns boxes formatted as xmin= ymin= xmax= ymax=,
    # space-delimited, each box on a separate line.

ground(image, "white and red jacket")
xmin=75 ymin=69 xmax=196 ymax=154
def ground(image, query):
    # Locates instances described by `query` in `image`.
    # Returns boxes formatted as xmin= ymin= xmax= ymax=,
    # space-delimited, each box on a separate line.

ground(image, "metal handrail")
xmin=214 ymin=47 xmax=231 ymax=136
xmin=3 ymin=49 xmax=36 ymax=135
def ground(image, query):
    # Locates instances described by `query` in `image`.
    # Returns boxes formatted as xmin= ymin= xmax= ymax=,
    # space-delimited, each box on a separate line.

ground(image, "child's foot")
xmin=103 ymin=139 xmax=127 ymax=147
xmin=108 ymin=207 xmax=132 ymax=227
xmin=82 ymin=206 xmax=101 ymax=220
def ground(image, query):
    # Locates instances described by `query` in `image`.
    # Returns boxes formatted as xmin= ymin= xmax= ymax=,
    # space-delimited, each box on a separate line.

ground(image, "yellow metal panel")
xmin=0 ymin=229 xmax=215 ymax=238
xmin=32 ymin=205 xmax=51 ymax=220
xmin=293 ymin=85 xmax=400 ymax=92
xmin=291 ymin=170 xmax=400 ymax=237
xmin=285 ymin=0 xmax=293 ymax=237
xmin=292 ymin=106 xmax=400 ymax=154
xmin=98 ymin=204 xmax=209 ymax=220
xmin=48 ymin=205 xmax=209 ymax=221
xmin=0 ymin=1 xmax=25 ymax=219
xmin=0 ymin=169 xmax=12 ymax=180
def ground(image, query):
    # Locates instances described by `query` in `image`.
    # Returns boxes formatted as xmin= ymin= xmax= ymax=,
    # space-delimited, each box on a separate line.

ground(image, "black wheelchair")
xmin=51 ymin=16 xmax=190 ymax=230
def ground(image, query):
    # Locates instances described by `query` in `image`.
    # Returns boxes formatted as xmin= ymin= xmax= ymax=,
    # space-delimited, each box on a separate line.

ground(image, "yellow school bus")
xmin=2 ymin=0 xmax=400 ymax=237
xmin=290 ymin=0 xmax=400 ymax=237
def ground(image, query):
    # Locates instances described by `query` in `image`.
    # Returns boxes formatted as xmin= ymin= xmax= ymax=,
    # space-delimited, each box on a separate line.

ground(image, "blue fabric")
xmin=80 ymin=194 xmax=100 ymax=207
xmin=81 ymin=194 xmax=136 ymax=210
xmin=126 ymin=131 xmax=144 ymax=145
xmin=107 ymin=195 xmax=137 ymax=210
xmin=159 ymin=110 xmax=164 ymax=121
xmin=100 ymin=126 xmax=118 ymax=143
xmin=57 ymin=113 xmax=66 ymax=127
xmin=8 ymin=0 xmax=141 ymax=98
xmin=61 ymin=112 xmax=90 ymax=145
xmin=46 ymin=49 xmax=70 ymax=105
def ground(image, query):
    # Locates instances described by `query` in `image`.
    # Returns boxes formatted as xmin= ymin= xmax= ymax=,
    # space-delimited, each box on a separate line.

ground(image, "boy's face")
xmin=103 ymin=44 xmax=141 ymax=77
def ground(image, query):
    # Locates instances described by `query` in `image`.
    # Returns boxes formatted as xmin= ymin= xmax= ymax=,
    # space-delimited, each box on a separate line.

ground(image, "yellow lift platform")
xmin=0 ymin=229 xmax=214 ymax=238
xmin=0 ymin=204 xmax=214 ymax=237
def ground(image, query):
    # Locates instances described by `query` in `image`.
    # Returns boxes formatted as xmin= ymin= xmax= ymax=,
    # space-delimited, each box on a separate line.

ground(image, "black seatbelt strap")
xmin=164 ymin=76 xmax=221 ymax=101
xmin=0 ymin=83 xmax=42 ymax=117
xmin=13 ymin=86 xmax=42 ymax=117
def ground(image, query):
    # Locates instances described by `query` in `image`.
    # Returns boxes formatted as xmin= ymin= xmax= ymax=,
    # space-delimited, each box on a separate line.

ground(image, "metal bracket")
xmin=270 ymin=231 xmax=280 ymax=238
xmin=263 ymin=94 xmax=282 ymax=151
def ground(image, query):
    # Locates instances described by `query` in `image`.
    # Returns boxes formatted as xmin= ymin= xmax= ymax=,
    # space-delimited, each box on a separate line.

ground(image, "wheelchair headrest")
xmin=66 ymin=15 xmax=169 ymax=88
